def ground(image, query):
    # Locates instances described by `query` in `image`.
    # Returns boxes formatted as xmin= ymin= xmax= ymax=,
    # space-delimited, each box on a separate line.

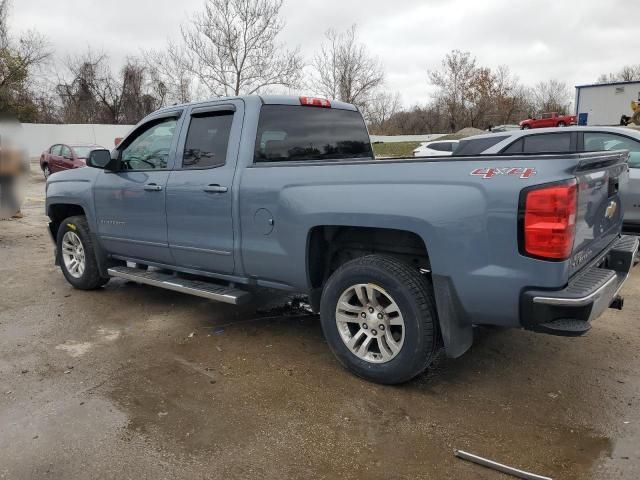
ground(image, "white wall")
xmin=14 ymin=123 xmax=135 ymax=157
xmin=576 ymin=82 xmax=640 ymax=126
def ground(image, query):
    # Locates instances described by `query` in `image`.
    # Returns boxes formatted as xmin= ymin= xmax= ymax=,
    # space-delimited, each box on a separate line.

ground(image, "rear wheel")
xmin=557 ymin=121 xmax=566 ymax=127
xmin=320 ymin=255 xmax=439 ymax=384
xmin=57 ymin=216 xmax=109 ymax=290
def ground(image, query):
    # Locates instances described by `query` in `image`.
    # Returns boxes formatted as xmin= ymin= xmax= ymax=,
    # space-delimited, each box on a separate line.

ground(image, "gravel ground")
xmin=0 ymin=170 xmax=639 ymax=479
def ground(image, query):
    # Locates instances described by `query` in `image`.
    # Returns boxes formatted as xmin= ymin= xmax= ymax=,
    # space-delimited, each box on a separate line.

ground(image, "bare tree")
xmin=530 ymin=79 xmax=571 ymax=114
xmin=311 ymin=25 xmax=384 ymax=107
xmin=598 ymin=64 xmax=640 ymax=83
xmin=0 ymin=0 xmax=52 ymax=120
xmin=180 ymin=0 xmax=302 ymax=97
xmin=58 ymin=51 xmax=161 ymax=124
xmin=364 ymin=91 xmax=401 ymax=134
xmin=428 ymin=50 xmax=477 ymax=131
xmin=144 ymin=42 xmax=195 ymax=105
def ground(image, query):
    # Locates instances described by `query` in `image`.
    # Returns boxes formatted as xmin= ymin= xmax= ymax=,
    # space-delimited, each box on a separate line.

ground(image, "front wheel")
xmin=521 ymin=124 xmax=531 ymax=130
xmin=56 ymin=216 xmax=109 ymax=290
xmin=320 ymin=255 xmax=439 ymax=384
xmin=43 ymin=164 xmax=50 ymax=179
xmin=557 ymin=121 xmax=566 ymax=127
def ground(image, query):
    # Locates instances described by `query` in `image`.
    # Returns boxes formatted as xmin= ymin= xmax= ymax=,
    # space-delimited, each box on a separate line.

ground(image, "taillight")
xmin=299 ymin=96 xmax=331 ymax=108
xmin=521 ymin=180 xmax=577 ymax=260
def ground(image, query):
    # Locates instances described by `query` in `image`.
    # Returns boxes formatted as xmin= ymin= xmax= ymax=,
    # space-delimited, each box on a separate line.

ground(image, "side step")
xmin=107 ymin=266 xmax=251 ymax=305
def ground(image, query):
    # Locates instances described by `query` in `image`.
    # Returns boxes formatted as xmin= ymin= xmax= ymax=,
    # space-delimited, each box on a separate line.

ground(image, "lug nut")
xmin=371 ymin=329 xmax=377 ymax=335
xmin=369 ymin=307 xmax=374 ymax=314
xmin=362 ymin=323 xmax=368 ymax=329
xmin=361 ymin=312 xmax=366 ymax=318
xmin=379 ymin=324 xmax=385 ymax=331
xmin=377 ymin=313 xmax=383 ymax=320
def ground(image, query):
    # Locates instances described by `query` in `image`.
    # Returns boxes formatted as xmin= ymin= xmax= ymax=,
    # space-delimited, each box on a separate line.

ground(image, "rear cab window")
xmin=254 ymin=105 xmax=373 ymax=163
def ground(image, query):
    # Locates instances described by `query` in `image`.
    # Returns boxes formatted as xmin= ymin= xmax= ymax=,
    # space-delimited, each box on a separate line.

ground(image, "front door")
xmin=94 ymin=114 xmax=181 ymax=264
xmin=166 ymin=102 xmax=241 ymax=274
xmin=59 ymin=145 xmax=73 ymax=171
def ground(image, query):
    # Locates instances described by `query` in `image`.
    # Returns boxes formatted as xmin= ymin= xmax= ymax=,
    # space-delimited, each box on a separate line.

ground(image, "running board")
xmin=107 ymin=266 xmax=251 ymax=305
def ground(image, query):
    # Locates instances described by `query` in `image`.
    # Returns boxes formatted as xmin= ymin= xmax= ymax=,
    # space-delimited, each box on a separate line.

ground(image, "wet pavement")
xmin=1 ymin=171 xmax=639 ymax=479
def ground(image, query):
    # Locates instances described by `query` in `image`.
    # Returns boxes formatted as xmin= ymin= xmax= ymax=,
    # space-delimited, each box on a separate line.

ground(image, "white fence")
xmin=13 ymin=123 xmax=135 ymax=158
xmin=3 ymin=123 xmax=444 ymax=158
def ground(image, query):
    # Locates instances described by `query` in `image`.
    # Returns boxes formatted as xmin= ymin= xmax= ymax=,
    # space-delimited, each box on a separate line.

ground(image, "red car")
xmin=39 ymin=143 xmax=103 ymax=178
xmin=519 ymin=112 xmax=577 ymax=129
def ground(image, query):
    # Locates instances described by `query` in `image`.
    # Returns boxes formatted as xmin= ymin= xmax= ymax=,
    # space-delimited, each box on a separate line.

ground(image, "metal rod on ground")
xmin=454 ymin=450 xmax=553 ymax=480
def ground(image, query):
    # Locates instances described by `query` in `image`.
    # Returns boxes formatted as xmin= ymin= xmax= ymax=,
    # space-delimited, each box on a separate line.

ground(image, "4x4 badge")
xmin=470 ymin=167 xmax=537 ymax=179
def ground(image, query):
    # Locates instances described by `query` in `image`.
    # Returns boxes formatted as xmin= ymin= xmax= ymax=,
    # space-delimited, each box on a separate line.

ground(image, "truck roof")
xmin=153 ymin=95 xmax=358 ymax=115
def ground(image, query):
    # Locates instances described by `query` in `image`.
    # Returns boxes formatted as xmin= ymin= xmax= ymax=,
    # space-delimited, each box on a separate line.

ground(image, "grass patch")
xmin=372 ymin=141 xmax=421 ymax=158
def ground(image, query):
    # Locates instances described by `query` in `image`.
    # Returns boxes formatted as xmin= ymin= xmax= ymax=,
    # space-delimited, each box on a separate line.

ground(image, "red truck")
xmin=519 ymin=112 xmax=577 ymax=129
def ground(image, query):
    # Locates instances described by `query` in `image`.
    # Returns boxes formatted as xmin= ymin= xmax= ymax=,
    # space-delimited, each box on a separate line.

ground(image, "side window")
xmin=182 ymin=112 xmax=233 ymax=169
xmin=583 ymin=132 xmax=640 ymax=168
xmin=254 ymin=105 xmax=373 ymax=163
xmin=522 ymin=133 xmax=571 ymax=153
xmin=120 ymin=118 xmax=177 ymax=170
xmin=50 ymin=145 xmax=62 ymax=155
xmin=61 ymin=145 xmax=72 ymax=158
xmin=502 ymin=138 xmax=523 ymax=154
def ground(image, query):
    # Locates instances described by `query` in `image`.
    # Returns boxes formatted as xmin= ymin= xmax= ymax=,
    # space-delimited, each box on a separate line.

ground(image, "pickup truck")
xmin=520 ymin=112 xmax=577 ymax=129
xmin=45 ymin=95 xmax=638 ymax=384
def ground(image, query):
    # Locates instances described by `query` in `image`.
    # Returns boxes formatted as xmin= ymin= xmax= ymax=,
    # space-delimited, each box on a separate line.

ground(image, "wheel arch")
xmin=306 ymin=224 xmax=473 ymax=359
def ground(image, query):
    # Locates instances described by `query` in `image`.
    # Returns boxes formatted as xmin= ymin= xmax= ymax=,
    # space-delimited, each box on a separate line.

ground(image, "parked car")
xmin=413 ymin=140 xmax=459 ymax=157
xmin=40 ymin=144 xmax=103 ymax=178
xmin=453 ymin=126 xmax=640 ymax=235
xmin=519 ymin=112 xmax=577 ymax=129
xmin=45 ymin=95 xmax=637 ymax=384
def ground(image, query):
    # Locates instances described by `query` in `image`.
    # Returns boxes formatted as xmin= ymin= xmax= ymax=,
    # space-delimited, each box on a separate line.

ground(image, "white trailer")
xmin=575 ymin=81 xmax=640 ymax=126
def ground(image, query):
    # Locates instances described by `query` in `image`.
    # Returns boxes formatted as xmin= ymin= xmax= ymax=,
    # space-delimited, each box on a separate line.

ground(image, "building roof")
xmin=575 ymin=80 xmax=640 ymax=89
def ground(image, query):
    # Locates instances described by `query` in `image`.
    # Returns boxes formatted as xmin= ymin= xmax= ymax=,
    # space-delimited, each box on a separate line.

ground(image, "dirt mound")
xmin=455 ymin=127 xmax=485 ymax=137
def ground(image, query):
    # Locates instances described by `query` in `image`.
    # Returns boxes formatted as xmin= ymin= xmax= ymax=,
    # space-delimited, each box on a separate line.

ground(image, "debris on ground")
xmin=454 ymin=449 xmax=552 ymax=480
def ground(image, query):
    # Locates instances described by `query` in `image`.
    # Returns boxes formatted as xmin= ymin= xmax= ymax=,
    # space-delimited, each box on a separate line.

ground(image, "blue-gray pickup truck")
xmin=45 ymin=95 xmax=638 ymax=384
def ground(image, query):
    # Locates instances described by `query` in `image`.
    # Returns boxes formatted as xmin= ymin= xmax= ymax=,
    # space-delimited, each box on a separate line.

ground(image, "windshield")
xmin=72 ymin=146 xmax=96 ymax=158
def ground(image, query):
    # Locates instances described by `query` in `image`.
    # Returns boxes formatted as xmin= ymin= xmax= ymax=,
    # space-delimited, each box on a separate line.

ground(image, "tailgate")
xmin=621 ymin=166 xmax=640 ymax=232
xmin=570 ymin=151 xmax=629 ymax=276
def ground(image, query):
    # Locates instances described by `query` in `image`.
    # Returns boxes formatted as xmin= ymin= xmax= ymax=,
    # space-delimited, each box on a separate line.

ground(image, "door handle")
xmin=144 ymin=183 xmax=163 ymax=191
xmin=203 ymin=184 xmax=228 ymax=193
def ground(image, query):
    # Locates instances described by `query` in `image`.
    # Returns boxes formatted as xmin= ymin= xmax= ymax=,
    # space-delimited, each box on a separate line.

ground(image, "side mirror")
xmin=87 ymin=149 xmax=117 ymax=170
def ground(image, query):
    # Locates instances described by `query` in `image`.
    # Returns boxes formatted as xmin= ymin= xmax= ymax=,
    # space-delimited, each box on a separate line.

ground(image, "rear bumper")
xmin=521 ymin=235 xmax=638 ymax=336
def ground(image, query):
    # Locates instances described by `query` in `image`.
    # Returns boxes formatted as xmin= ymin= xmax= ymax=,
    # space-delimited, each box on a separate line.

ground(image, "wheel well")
xmin=307 ymin=226 xmax=430 ymax=290
xmin=48 ymin=204 xmax=86 ymax=236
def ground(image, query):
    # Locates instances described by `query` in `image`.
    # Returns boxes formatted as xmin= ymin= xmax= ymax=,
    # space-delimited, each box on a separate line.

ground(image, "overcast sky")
xmin=8 ymin=0 xmax=639 ymax=106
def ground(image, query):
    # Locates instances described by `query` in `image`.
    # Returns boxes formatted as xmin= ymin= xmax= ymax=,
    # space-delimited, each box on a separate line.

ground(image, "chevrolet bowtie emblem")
xmin=605 ymin=200 xmax=618 ymax=219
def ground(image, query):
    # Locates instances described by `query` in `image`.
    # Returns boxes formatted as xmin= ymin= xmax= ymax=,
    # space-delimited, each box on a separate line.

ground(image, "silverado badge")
xmin=605 ymin=200 xmax=617 ymax=219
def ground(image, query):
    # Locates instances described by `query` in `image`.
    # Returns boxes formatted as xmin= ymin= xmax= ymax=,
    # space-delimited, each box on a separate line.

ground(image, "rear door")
xmin=48 ymin=144 xmax=63 ymax=172
xmin=166 ymin=101 xmax=242 ymax=274
xmin=59 ymin=145 xmax=73 ymax=171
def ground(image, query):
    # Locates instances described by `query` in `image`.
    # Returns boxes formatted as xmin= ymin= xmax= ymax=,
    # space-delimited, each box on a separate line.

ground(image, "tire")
xmin=43 ymin=164 xmax=50 ymax=179
xmin=320 ymin=255 xmax=439 ymax=384
xmin=557 ymin=121 xmax=566 ymax=127
xmin=522 ymin=124 xmax=531 ymax=130
xmin=56 ymin=215 xmax=109 ymax=290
